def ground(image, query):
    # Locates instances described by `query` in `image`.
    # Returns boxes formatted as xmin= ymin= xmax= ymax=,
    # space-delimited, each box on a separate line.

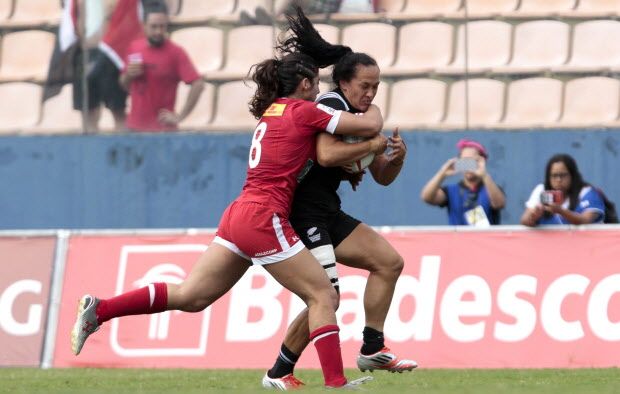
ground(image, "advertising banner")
xmin=53 ymin=230 xmax=620 ymax=369
xmin=0 ymin=237 xmax=56 ymax=366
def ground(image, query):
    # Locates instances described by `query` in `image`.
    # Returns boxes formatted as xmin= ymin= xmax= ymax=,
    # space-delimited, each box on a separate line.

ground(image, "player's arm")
xmin=333 ymin=104 xmax=383 ymax=137
xmin=317 ymin=132 xmax=387 ymax=167
xmin=420 ymin=158 xmax=455 ymax=206
xmin=368 ymin=128 xmax=406 ymax=186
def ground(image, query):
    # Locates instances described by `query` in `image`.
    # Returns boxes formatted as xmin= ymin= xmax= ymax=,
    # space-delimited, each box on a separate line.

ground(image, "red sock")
xmin=96 ymin=282 xmax=168 ymax=324
xmin=310 ymin=324 xmax=347 ymax=387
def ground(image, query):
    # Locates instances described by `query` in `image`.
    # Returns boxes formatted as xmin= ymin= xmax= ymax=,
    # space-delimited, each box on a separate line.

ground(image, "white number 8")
xmin=249 ymin=122 xmax=267 ymax=168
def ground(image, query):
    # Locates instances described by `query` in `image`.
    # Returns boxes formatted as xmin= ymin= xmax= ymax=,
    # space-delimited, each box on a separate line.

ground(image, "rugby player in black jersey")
xmin=263 ymin=52 xmax=416 ymax=390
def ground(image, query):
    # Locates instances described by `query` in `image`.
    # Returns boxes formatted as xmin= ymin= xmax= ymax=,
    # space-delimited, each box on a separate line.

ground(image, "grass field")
xmin=1 ymin=368 xmax=619 ymax=393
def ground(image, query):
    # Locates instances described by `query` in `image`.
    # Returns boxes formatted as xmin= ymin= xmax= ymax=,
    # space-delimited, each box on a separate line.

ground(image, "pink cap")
xmin=457 ymin=139 xmax=488 ymax=159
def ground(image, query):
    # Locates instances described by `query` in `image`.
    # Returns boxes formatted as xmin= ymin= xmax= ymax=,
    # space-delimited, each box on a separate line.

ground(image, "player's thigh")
xmin=263 ymin=247 xmax=336 ymax=306
xmin=335 ymin=222 xmax=401 ymax=272
xmin=179 ymin=242 xmax=251 ymax=302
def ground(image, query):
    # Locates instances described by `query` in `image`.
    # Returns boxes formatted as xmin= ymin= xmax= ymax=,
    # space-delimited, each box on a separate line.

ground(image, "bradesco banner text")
xmin=0 ymin=237 xmax=56 ymax=366
xmin=53 ymin=230 xmax=620 ymax=368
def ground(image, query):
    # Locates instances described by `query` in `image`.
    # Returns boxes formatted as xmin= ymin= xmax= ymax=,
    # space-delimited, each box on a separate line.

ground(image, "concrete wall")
xmin=0 ymin=129 xmax=617 ymax=229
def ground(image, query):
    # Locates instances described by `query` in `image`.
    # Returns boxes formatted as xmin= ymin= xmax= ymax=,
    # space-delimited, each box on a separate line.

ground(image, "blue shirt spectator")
xmin=521 ymin=153 xmax=605 ymax=226
xmin=524 ymin=184 xmax=605 ymax=225
xmin=421 ymin=139 xmax=506 ymax=226
xmin=441 ymin=182 xmax=501 ymax=226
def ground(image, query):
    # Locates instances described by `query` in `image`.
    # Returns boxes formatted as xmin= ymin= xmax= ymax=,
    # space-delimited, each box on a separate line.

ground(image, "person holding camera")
xmin=420 ymin=139 xmax=506 ymax=226
xmin=520 ymin=153 xmax=605 ymax=226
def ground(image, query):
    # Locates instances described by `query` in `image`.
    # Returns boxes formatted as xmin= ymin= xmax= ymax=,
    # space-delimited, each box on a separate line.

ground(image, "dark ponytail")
xmin=249 ymin=6 xmax=353 ymax=118
xmin=278 ymin=6 xmax=353 ymax=68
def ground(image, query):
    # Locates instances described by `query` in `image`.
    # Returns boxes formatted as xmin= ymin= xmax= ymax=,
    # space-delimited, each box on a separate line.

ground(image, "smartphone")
xmin=540 ymin=190 xmax=563 ymax=205
xmin=454 ymin=157 xmax=478 ymax=173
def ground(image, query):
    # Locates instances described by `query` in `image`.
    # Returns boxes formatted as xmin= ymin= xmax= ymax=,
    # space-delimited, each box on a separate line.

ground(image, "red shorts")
xmin=214 ymin=201 xmax=305 ymax=265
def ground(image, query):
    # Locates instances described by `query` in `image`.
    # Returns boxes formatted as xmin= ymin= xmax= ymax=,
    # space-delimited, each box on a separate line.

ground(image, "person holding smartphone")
xmin=520 ymin=153 xmax=605 ymax=226
xmin=420 ymin=139 xmax=506 ymax=226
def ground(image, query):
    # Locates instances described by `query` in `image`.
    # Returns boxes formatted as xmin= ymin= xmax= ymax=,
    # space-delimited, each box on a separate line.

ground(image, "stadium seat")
xmin=559 ymin=77 xmax=620 ymax=127
xmin=173 ymin=0 xmax=235 ymax=23
xmin=176 ymin=81 xmax=215 ymax=130
xmin=6 ymin=0 xmax=61 ymax=27
xmin=492 ymin=20 xmax=570 ymax=75
xmin=341 ymin=23 xmax=397 ymax=69
xmin=0 ymin=0 xmax=12 ymax=21
xmin=383 ymin=22 xmax=453 ymax=76
xmin=436 ymin=21 xmax=512 ymax=75
xmin=387 ymin=0 xmax=463 ymax=20
xmin=0 ymin=30 xmax=55 ymax=82
xmin=442 ymin=78 xmax=505 ymax=129
xmin=170 ymin=27 xmax=224 ymax=75
xmin=207 ymin=26 xmax=275 ymax=81
xmin=553 ymin=20 xmax=620 ymax=73
xmin=0 ymin=82 xmax=42 ymax=134
xmin=384 ymin=78 xmax=446 ymax=129
xmin=453 ymin=0 xmax=519 ymax=18
xmin=561 ymin=0 xmax=620 ymax=18
xmin=506 ymin=0 xmax=577 ymax=18
xmin=501 ymin=78 xmax=563 ymax=128
xmin=32 ymin=84 xmax=82 ymax=134
xmin=206 ymin=80 xmax=258 ymax=131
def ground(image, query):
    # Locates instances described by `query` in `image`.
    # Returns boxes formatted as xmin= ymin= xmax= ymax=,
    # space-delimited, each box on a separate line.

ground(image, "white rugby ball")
xmin=342 ymin=135 xmax=375 ymax=173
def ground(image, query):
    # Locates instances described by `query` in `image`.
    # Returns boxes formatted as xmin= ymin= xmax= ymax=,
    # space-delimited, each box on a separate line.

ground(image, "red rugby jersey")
xmin=237 ymin=97 xmax=342 ymax=215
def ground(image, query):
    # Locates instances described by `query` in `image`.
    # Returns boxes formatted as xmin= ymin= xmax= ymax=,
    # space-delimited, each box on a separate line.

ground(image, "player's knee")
xmin=330 ymin=287 xmax=340 ymax=311
xmin=390 ymin=253 xmax=405 ymax=276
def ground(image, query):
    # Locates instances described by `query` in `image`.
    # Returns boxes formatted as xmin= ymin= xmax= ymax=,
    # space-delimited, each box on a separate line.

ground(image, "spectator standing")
xmin=520 ymin=153 xmax=605 ymax=226
xmin=421 ymin=139 xmax=506 ymax=226
xmin=71 ymin=0 xmax=145 ymax=131
xmin=120 ymin=2 xmax=204 ymax=132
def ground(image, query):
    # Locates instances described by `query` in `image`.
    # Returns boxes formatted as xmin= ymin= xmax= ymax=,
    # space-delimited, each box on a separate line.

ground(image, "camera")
xmin=540 ymin=190 xmax=563 ymax=205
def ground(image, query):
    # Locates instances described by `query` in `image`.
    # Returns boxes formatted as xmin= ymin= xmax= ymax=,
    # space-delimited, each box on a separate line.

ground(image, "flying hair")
xmin=277 ymin=5 xmax=352 ymax=69
xmin=248 ymin=6 xmax=353 ymax=119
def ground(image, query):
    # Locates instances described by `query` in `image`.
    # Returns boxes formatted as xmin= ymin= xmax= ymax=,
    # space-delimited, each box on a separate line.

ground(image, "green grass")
xmin=1 ymin=368 xmax=619 ymax=393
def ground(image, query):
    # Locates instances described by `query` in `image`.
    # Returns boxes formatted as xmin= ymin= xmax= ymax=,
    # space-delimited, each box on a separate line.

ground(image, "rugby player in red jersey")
xmin=70 ymin=6 xmax=385 ymax=389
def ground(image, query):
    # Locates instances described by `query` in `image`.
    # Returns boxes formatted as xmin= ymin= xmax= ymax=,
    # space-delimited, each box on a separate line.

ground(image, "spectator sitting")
xmin=420 ymin=139 xmax=506 ymax=226
xmin=119 ymin=1 xmax=204 ymax=132
xmin=520 ymin=153 xmax=605 ymax=226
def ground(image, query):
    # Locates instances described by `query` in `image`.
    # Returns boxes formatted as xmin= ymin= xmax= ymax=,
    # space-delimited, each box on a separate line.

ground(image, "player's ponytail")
xmin=249 ymin=5 xmax=352 ymax=119
xmin=278 ymin=6 xmax=352 ymax=68
xmin=249 ymin=59 xmax=280 ymax=119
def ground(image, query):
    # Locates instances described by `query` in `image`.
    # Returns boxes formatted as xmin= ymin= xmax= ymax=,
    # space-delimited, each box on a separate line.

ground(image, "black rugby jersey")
xmin=289 ymin=88 xmax=360 ymax=227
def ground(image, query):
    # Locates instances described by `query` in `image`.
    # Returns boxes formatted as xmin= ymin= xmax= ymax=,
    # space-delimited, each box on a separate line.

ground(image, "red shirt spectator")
xmin=124 ymin=38 xmax=200 ymax=131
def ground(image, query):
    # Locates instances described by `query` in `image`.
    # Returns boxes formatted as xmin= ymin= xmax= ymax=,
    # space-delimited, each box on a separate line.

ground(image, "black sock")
xmin=267 ymin=344 xmax=299 ymax=378
xmin=360 ymin=326 xmax=385 ymax=355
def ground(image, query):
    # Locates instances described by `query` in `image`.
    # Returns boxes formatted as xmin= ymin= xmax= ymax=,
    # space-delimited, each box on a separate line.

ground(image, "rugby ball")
xmin=342 ymin=135 xmax=375 ymax=173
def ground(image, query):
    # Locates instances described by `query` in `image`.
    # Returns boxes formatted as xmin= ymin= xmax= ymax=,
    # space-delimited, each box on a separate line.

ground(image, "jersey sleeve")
xmin=579 ymin=186 xmax=605 ymax=221
xmin=293 ymin=101 xmax=342 ymax=135
xmin=525 ymin=184 xmax=545 ymax=209
xmin=175 ymin=46 xmax=201 ymax=83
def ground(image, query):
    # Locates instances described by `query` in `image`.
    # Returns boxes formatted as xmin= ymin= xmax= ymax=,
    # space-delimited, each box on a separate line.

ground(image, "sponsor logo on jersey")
xmin=263 ymin=103 xmax=287 ymax=117
xmin=317 ymin=103 xmax=336 ymax=115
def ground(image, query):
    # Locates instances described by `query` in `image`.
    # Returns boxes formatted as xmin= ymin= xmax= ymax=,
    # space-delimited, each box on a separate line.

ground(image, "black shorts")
xmin=73 ymin=49 xmax=127 ymax=112
xmin=292 ymin=210 xmax=361 ymax=250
